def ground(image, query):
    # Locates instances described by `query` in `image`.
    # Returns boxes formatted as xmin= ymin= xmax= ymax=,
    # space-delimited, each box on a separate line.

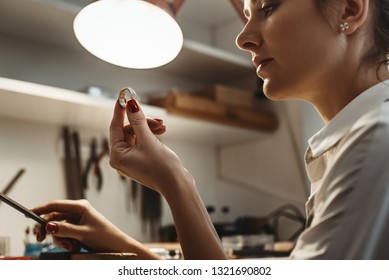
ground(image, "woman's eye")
xmin=260 ymin=3 xmax=277 ymax=17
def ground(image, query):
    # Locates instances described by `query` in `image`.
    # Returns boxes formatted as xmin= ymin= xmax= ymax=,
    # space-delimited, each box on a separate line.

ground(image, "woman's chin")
xmin=262 ymin=85 xmax=289 ymax=101
xmin=262 ymin=80 xmax=300 ymax=101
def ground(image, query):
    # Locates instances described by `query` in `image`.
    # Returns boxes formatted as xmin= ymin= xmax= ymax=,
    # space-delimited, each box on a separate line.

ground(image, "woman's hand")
xmin=109 ymin=98 xmax=193 ymax=196
xmin=32 ymin=199 xmax=159 ymax=259
xmin=109 ymin=97 xmax=226 ymax=259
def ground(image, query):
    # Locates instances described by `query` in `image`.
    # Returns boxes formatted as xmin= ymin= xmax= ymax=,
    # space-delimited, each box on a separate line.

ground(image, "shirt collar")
xmin=308 ymin=80 xmax=389 ymax=157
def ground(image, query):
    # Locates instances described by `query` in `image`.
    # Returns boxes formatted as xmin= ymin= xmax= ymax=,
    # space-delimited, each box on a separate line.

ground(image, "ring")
xmin=119 ymin=87 xmax=138 ymax=108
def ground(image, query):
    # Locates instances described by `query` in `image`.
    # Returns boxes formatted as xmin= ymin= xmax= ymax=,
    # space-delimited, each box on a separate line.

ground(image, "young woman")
xmin=33 ymin=0 xmax=389 ymax=259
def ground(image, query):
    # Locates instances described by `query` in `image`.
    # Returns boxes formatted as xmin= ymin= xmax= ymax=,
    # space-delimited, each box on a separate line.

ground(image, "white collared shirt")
xmin=291 ymin=80 xmax=389 ymax=259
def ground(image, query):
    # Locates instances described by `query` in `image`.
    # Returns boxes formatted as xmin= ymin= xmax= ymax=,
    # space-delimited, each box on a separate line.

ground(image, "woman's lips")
xmin=257 ymin=58 xmax=273 ymax=70
xmin=253 ymin=57 xmax=274 ymax=76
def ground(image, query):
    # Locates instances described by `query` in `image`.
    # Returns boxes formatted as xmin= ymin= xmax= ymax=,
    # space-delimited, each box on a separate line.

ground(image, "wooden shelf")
xmin=0 ymin=77 xmax=271 ymax=145
xmin=149 ymin=90 xmax=278 ymax=132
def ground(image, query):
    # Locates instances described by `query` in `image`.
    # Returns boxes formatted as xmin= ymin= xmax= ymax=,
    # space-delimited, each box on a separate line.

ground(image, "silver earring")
xmin=339 ymin=22 xmax=349 ymax=32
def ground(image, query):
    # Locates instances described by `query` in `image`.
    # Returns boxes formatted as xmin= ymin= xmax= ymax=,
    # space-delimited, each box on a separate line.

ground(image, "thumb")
xmin=126 ymin=99 xmax=155 ymax=141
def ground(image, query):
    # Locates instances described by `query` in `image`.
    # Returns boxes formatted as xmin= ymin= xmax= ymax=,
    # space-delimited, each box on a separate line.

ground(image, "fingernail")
xmin=46 ymin=222 xmax=59 ymax=234
xmin=127 ymin=99 xmax=139 ymax=113
xmin=154 ymin=118 xmax=163 ymax=123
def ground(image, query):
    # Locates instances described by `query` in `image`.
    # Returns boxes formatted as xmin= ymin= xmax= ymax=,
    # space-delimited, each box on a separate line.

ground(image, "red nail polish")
xmin=46 ymin=222 xmax=59 ymax=234
xmin=127 ymin=99 xmax=139 ymax=113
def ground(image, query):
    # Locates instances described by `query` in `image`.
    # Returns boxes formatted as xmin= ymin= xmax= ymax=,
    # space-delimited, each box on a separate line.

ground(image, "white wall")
xmin=0 ymin=116 xmax=295 ymax=256
xmin=219 ymin=102 xmax=309 ymax=204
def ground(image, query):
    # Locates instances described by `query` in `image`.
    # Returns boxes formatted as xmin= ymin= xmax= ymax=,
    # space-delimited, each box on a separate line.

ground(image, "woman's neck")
xmin=311 ymin=62 xmax=389 ymax=123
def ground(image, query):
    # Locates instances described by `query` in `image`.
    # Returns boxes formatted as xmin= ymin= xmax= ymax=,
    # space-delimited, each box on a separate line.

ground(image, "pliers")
xmin=82 ymin=138 xmax=101 ymax=190
xmin=93 ymin=138 xmax=109 ymax=191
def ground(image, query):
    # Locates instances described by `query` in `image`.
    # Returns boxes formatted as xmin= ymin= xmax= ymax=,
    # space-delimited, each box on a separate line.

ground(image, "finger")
xmin=36 ymin=224 xmax=47 ymax=242
xmin=109 ymin=100 xmax=126 ymax=147
xmin=42 ymin=212 xmax=74 ymax=225
xmin=124 ymin=123 xmax=166 ymax=137
xmin=147 ymin=118 xmax=166 ymax=135
xmin=55 ymin=238 xmax=81 ymax=252
xmin=123 ymin=124 xmax=136 ymax=136
xmin=147 ymin=118 xmax=164 ymax=130
xmin=46 ymin=212 xmax=68 ymax=221
xmin=45 ymin=221 xmax=86 ymax=242
xmin=33 ymin=200 xmax=87 ymax=217
xmin=151 ymin=125 xmax=166 ymax=135
xmin=124 ymin=129 xmax=136 ymax=146
xmin=125 ymin=99 xmax=155 ymax=141
xmin=49 ymin=236 xmax=81 ymax=252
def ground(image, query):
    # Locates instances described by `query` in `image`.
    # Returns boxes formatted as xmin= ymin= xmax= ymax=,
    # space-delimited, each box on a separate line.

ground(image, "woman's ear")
xmin=339 ymin=0 xmax=370 ymax=34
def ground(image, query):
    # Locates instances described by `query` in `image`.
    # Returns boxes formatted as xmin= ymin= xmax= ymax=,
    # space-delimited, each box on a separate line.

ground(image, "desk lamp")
xmin=73 ymin=0 xmax=185 ymax=69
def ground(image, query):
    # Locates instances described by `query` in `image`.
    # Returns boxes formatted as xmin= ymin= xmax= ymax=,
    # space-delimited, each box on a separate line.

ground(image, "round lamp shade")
xmin=73 ymin=0 xmax=183 ymax=69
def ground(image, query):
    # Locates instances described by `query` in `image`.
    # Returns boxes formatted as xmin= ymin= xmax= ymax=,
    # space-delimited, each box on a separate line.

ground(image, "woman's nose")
xmin=235 ymin=23 xmax=262 ymax=52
